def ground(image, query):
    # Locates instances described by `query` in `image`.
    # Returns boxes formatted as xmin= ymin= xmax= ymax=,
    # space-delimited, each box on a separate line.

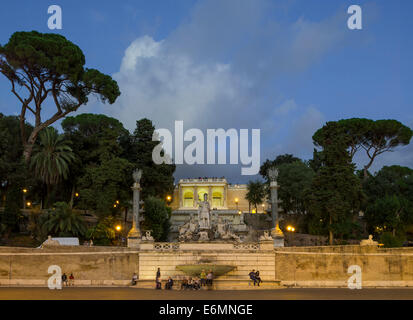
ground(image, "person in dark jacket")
xmin=249 ymin=269 xmax=257 ymax=286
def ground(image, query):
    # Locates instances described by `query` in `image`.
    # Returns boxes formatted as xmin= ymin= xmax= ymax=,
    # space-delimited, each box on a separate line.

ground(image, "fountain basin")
xmin=176 ymin=264 xmax=236 ymax=277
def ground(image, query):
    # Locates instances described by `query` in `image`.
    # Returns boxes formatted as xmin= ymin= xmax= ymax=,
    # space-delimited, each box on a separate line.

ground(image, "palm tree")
xmin=246 ymin=180 xmax=266 ymax=213
xmin=41 ymin=202 xmax=87 ymax=237
xmin=30 ymin=127 xmax=75 ymax=207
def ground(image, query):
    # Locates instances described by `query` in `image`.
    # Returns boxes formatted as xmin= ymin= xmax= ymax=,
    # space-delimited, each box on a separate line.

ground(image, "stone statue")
xmin=132 ymin=169 xmax=142 ymax=184
xmin=142 ymin=231 xmax=154 ymax=241
xmin=214 ymin=217 xmax=242 ymax=242
xmin=259 ymin=231 xmax=273 ymax=241
xmin=198 ymin=231 xmax=209 ymax=241
xmin=360 ymin=235 xmax=378 ymax=246
xmin=197 ymin=193 xmax=211 ymax=229
xmin=268 ymin=167 xmax=279 ymax=182
xmin=178 ymin=214 xmax=198 ymax=241
xmin=41 ymin=235 xmax=60 ymax=247
xmin=215 ymin=217 xmax=226 ymax=239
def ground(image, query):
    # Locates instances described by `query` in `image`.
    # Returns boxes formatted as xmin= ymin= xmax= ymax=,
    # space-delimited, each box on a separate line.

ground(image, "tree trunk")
xmin=23 ymin=142 xmax=34 ymax=164
xmin=69 ymin=185 xmax=75 ymax=209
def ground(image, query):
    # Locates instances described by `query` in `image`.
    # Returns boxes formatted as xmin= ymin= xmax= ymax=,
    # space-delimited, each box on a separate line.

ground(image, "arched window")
xmin=212 ymin=191 xmax=223 ymax=207
xmin=183 ymin=191 xmax=194 ymax=207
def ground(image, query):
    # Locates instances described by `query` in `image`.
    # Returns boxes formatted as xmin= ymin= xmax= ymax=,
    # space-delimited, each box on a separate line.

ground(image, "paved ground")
xmin=0 ymin=287 xmax=412 ymax=300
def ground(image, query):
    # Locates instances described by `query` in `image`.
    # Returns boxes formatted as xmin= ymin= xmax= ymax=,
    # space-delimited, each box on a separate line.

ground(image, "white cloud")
xmin=108 ymin=36 xmax=249 ymax=132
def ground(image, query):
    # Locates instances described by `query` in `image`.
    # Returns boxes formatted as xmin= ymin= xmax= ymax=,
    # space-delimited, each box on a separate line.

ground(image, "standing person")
xmin=69 ymin=273 xmax=74 ymax=286
xmin=249 ymin=269 xmax=257 ymax=286
xmin=206 ymin=270 xmax=213 ymax=286
xmin=255 ymin=270 xmax=262 ymax=286
xmin=155 ymin=277 xmax=162 ymax=289
xmin=62 ymin=273 xmax=68 ymax=287
xmin=131 ymin=273 xmax=138 ymax=286
xmin=200 ymin=269 xmax=206 ymax=287
xmin=155 ymin=267 xmax=161 ymax=289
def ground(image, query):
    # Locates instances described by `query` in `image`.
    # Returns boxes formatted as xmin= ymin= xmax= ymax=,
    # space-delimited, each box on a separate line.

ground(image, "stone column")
xmin=208 ymin=186 xmax=212 ymax=207
xmin=179 ymin=184 xmax=183 ymax=208
xmin=193 ymin=186 xmax=198 ymax=208
xmin=128 ymin=169 xmax=142 ymax=248
xmin=268 ymin=168 xmax=284 ymax=247
xmin=223 ymin=185 xmax=227 ymax=208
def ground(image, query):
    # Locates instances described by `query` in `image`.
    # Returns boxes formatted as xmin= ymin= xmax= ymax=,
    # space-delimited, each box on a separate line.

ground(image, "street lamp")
xmin=26 ymin=201 xmax=31 ymax=208
xmin=115 ymin=225 xmax=122 ymax=246
xmin=166 ymin=195 xmax=172 ymax=203
xmin=286 ymin=225 xmax=296 ymax=232
xmin=234 ymin=198 xmax=239 ymax=210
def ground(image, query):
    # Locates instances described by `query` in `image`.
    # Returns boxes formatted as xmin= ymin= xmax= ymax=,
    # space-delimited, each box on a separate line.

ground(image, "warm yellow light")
xmin=26 ymin=201 xmax=31 ymax=207
xmin=238 ymin=210 xmax=242 ymax=215
xmin=166 ymin=195 xmax=172 ymax=201
xmin=287 ymin=225 xmax=296 ymax=232
xmin=287 ymin=226 xmax=292 ymax=231
xmin=113 ymin=204 xmax=117 ymax=208
xmin=22 ymin=188 xmax=28 ymax=193
xmin=75 ymin=192 xmax=79 ymax=197
xmin=291 ymin=227 xmax=295 ymax=232
xmin=115 ymin=225 xmax=121 ymax=231
xmin=252 ymin=209 xmax=256 ymax=214
xmin=234 ymin=198 xmax=239 ymax=203
xmin=116 ymin=200 xmax=120 ymax=204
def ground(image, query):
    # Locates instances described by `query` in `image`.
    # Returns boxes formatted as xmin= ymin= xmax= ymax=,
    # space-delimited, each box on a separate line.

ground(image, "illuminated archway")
xmin=183 ymin=190 xmax=194 ymax=207
xmin=212 ymin=191 xmax=223 ymax=207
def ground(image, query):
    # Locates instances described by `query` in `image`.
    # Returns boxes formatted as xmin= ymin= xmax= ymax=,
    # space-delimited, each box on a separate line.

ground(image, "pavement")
xmin=0 ymin=287 xmax=412 ymax=300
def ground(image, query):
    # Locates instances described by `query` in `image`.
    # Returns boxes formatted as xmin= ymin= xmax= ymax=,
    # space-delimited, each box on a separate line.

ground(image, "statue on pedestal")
xmin=360 ymin=235 xmax=379 ymax=246
xmin=197 ymin=193 xmax=211 ymax=229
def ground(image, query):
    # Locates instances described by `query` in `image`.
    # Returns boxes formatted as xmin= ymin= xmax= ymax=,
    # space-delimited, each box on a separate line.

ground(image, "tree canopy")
xmin=0 ymin=31 xmax=121 ymax=162
xmin=313 ymin=118 xmax=413 ymax=178
xmin=309 ymin=122 xmax=364 ymax=244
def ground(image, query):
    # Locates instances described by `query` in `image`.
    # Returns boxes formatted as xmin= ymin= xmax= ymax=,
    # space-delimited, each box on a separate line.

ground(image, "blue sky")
xmin=0 ymin=0 xmax=412 ymax=183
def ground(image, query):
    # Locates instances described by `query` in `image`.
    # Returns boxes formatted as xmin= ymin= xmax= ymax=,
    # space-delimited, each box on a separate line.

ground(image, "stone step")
xmin=133 ymin=279 xmax=283 ymax=290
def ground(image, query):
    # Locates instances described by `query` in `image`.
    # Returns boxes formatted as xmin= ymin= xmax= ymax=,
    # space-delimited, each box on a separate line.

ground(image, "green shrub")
xmin=380 ymin=232 xmax=404 ymax=248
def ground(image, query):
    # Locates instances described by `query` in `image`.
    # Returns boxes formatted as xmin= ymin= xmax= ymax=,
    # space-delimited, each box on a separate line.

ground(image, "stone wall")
xmin=0 ymin=244 xmax=413 ymax=288
xmin=274 ymin=245 xmax=413 ymax=287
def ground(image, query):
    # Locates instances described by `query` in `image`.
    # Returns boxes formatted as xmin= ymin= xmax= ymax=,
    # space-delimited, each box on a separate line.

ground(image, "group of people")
xmin=136 ymin=268 xmax=215 ymax=290
xmin=181 ymin=269 xmax=214 ymax=290
xmin=248 ymin=269 xmax=262 ymax=286
xmin=61 ymin=273 xmax=75 ymax=286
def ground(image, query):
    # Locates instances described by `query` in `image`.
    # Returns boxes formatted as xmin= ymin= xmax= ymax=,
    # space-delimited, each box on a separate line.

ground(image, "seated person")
xmin=131 ymin=273 xmax=138 ymax=286
xmin=255 ymin=271 xmax=262 ymax=286
xmin=249 ymin=269 xmax=257 ymax=286
xmin=180 ymin=278 xmax=188 ymax=290
xmin=165 ymin=277 xmax=174 ymax=290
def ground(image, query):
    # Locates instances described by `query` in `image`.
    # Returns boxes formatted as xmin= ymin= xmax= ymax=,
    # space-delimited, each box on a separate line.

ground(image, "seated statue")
xmin=178 ymin=215 xmax=198 ymax=242
xmin=41 ymin=235 xmax=60 ymax=247
xmin=259 ymin=231 xmax=273 ymax=241
xmin=142 ymin=231 xmax=154 ymax=241
xmin=360 ymin=235 xmax=379 ymax=246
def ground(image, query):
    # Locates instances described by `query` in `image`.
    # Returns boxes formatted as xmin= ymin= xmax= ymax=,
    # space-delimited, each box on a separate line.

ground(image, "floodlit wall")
xmin=0 ymin=244 xmax=413 ymax=287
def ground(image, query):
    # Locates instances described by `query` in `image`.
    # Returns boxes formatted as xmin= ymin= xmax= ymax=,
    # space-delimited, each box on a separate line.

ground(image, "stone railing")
xmin=179 ymin=178 xmax=227 ymax=183
xmin=153 ymin=243 xmax=180 ymax=251
xmin=140 ymin=241 xmax=268 ymax=251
